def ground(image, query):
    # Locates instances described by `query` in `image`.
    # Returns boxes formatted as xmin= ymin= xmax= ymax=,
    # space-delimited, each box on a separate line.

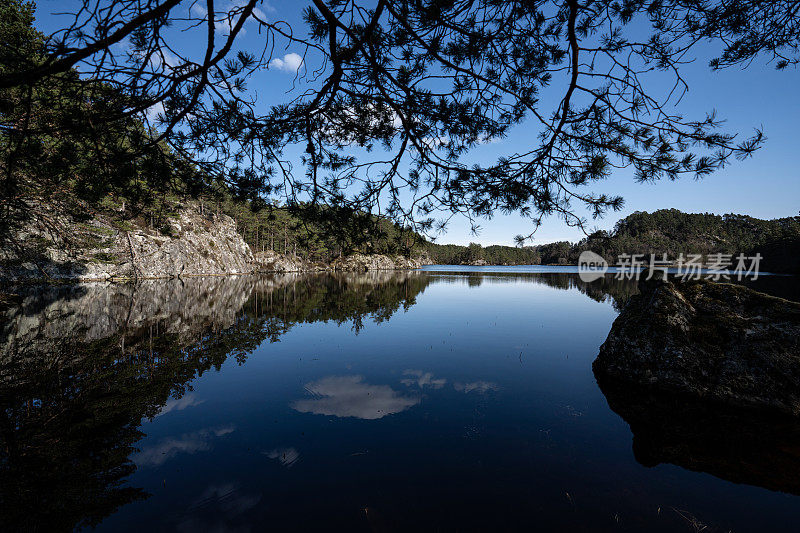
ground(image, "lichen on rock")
xmin=594 ymin=275 xmax=800 ymax=415
xmin=1 ymin=202 xmax=432 ymax=282
xmin=1 ymin=204 xmax=256 ymax=281
xmin=253 ymin=251 xmax=431 ymax=273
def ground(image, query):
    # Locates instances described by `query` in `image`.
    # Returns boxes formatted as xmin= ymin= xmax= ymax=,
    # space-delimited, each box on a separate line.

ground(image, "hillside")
xmin=423 ymin=210 xmax=800 ymax=274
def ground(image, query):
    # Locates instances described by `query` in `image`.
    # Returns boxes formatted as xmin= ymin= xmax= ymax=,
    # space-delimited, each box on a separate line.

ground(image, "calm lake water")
xmin=2 ymin=267 xmax=800 ymax=532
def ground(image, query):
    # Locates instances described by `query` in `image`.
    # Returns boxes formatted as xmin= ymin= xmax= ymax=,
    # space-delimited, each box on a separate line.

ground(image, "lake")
xmin=2 ymin=267 xmax=799 ymax=532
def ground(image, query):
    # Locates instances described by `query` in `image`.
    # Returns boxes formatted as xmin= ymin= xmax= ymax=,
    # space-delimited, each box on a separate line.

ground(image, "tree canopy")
xmin=2 ymin=0 xmax=798 ymax=240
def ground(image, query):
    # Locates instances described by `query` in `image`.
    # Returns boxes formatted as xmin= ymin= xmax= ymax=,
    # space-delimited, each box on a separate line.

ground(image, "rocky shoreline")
xmin=253 ymin=250 xmax=430 ymax=274
xmin=594 ymin=274 xmax=800 ymax=415
xmin=0 ymin=205 xmax=431 ymax=283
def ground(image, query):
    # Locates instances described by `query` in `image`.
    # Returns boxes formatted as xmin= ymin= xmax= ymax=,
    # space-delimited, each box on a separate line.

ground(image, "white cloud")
xmin=270 ymin=53 xmax=303 ymax=73
xmin=422 ymin=135 xmax=451 ymax=149
xmin=292 ymin=375 xmax=418 ymax=419
xmin=252 ymin=6 xmax=268 ymax=20
xmin=190 ymin=3 xmax=207 ymax=17
xmin=478 ymin=133 xmax=502 ymax=144
xmin=145 ymin=101 xmax=165 ymax=122
xmin=215 ymin=16 xmax=241 ymax=35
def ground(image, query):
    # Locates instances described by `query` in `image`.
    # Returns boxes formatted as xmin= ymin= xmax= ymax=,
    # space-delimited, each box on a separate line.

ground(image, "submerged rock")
xmin=594 ymin=275 xmax=800 ymax=415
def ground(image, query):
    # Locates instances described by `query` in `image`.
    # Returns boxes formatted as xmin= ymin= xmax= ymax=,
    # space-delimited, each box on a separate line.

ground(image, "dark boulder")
xmin=594 ymin=275 xmax=800 ymax=415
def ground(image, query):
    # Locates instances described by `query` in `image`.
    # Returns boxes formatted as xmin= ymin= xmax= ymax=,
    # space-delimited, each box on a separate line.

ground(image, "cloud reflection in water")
xmin=401 ymin=369 xmax=447 ymax=389
xmin=265 ymin=447 xmax=301 ymax=468
xmin=292 ymin=375 xmax=419 ymax=420
xmin=134 ymin=425 xmax=235 ymax=467
xmin=453 ymin=381 xmax=499 ymax=394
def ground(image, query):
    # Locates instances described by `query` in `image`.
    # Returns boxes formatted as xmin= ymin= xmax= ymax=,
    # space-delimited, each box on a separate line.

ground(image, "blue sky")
xmin=34 ymin=0 xmax=800 ymax=246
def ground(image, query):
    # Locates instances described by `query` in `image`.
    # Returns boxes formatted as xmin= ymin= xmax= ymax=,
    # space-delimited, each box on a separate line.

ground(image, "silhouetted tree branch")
xmin=2 ymin=0 xmax=797 ymax=242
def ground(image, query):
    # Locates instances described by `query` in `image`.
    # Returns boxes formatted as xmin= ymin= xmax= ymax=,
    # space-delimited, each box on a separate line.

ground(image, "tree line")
xmin=423 ymin=209 xmax=800 ymax=273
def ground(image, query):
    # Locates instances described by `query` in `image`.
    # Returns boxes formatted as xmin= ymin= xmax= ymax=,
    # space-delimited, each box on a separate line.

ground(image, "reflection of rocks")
xmin=0 ymin=274 xmax=300 ymax=381
xmin=0 ymin=271 xmax=432 ymax=532
xmin=595 ymin=276 xmax=800 ymax=415
xmin=597 ymin=375 xmax=800 ymax=495
xmin=1 ymin=271 xmax=428 ymax=367
xmin=292 ymin=375 xmax=419 ymax=419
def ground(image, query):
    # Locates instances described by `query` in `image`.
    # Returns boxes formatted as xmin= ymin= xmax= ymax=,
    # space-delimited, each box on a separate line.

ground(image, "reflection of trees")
xmin=428 ymin=272 xmax=639 ymax=310
xmin=4 ymin=270 xmax=792 ymax=530
xmin=596 ymin=374 xmax=800 ymax=495
xmin=0 ymin=271 xmax=432 ymax=531
xmin=428 ymin=271 xmax=800 ymax=309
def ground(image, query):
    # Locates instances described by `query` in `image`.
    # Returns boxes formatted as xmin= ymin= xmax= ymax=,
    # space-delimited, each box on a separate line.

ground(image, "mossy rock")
xmin=594 ymin=277 xmax=800 ymax=415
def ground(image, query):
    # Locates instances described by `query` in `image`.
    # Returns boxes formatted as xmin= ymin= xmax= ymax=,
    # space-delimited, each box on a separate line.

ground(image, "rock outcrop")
xmin=594 ymin=275 xmax=800 ymax=415
xmin=116 ymin=210 xmax=255 ymax=279
xmin=330 ymin=253 xmax=430 ymax=271
xmin=253 ymin=250 xmax=328 ymax=273
xmin=252 ymin=251 xmax=431 ymax=273
xmin=1 ymin=205 xmax=431 ymax=281
xmin=1 ymin=205 xmax=256 ymax=281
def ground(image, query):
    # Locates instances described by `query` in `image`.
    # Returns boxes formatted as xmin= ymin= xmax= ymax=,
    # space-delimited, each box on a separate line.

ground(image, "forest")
xmin=424 ymin=210 xmax=800 ymax=274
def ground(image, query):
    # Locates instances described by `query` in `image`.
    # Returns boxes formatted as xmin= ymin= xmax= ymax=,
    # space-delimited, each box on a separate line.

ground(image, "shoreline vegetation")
xmin=2 ymin=2 xmax=798 ymax=282
xmin=3 ymin=201 xmax=800 ymax=284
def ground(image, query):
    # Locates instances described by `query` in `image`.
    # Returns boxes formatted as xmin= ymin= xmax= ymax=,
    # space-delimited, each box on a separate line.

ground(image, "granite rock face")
xmin=329 ymin=253 xmax=430 ymax=271
xmin=594 ymin=276 xmax=800 ymax=415
xmin=253 ymin=250 xmax=328 ymax=273
xmin=1 ymin=205 xmax=256 ymax=281
xmin=2 ymin=203 xmax=431 ymax=281
xmin=104 ymin=209 xmax=256 ymax=280
xmin=253 ymin=251 xmax=431 ymax=273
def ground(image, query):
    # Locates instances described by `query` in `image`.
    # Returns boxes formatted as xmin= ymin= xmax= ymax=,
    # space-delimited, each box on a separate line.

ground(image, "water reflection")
xmin=265 ymin=447 xmax=301 ymax=468
xmin=0 ymin=270 xmax=798 ymax=531
xmin=133 ymin=425 xmax=236 ymax=467
xmin=179 ymin=482 xmax=262 ymax=532
xmin=0 ymin=272 xmax=431 ymax=531
xmin=453 ymin=381 xmax=500 ymax=394
xmin=597 ymin=375 xmax=800 ymax=496
xmin=292 ymin=375 xmax=420 ymax=420
xmin=401 ymin=369 xmax=447 ymax=389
